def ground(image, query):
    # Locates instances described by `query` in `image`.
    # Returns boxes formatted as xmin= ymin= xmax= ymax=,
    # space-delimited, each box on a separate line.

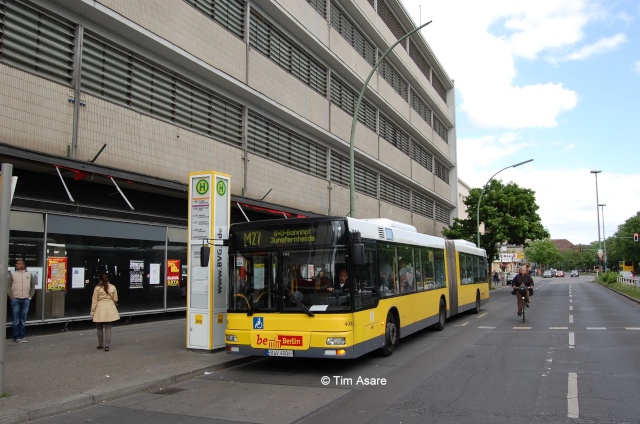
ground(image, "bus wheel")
xmin=380 ymin=313 xmax=398 ymax=356
xmin=472 ymin=291 xmax=481 ymax=314
xmin=435 ymin=299 xmax=446 ymax=331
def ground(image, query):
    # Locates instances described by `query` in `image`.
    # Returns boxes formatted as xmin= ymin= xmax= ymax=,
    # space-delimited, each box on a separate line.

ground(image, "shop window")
xmin=167 ymin=227 xmax=188 ymax=309
xmin=7 ymin=211 xmax=46 ymax=323
xmin=44 ymin=215 xmax=169 ymax=319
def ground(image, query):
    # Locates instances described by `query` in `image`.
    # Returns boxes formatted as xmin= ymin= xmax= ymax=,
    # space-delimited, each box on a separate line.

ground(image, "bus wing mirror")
xmin=351 ymin=243 xmax=364 ymax=266
xmin=200 ymin=245 xmax=210 ymax=267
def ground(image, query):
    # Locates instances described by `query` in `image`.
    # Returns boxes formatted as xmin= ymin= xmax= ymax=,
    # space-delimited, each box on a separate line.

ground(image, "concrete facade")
xmin=1 ymin=0 xmax=458 ymax=235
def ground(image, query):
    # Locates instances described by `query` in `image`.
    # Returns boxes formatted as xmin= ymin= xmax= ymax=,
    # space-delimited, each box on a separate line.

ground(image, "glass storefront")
xmin=6 ymin=211 xmax=187 ymax=324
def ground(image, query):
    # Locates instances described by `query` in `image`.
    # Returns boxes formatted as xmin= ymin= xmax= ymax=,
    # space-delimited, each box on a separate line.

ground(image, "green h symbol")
xmin=196 ymin=179 xmax=209 ymax=195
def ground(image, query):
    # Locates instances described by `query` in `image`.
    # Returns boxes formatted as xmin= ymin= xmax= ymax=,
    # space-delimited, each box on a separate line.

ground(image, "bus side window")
xmin=354 ymin=241 xmax=378 ymax=310
xmin=434 ymin=249 xmax=445 ymax=287
xmin=377 ymin=243 xmax=396 ymax=296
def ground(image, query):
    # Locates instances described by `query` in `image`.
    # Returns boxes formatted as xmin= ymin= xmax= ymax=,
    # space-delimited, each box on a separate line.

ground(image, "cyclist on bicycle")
xmin=512 ymin=265 xmax=533 ymax=316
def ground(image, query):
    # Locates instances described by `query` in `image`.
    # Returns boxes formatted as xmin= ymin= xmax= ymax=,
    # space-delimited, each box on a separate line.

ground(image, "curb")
xmin=596 ymin=281 xmax=640 ymax=305
xmin=0 ymin=355 xmax=257 ymax=424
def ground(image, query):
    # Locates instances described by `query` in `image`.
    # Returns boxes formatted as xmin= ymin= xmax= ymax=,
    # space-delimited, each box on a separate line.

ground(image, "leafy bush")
xmin=598 ymin=271 xmax=619 ymax=284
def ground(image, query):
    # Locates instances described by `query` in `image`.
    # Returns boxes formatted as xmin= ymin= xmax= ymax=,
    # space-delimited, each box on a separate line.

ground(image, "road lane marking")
xmin=550 ymin=327 xmax=568 ymax=330
xmin=569 ymin=315 xmax=574 ymax=323
xmin=513 ymin=327 xmax=531 ymax=330
xmin=626 ymin=327 xmax=640 ymax=330
xmin=569 ymin=332 xmax=575 ymax=348
xmin=542 ymin=348 xmax=554 ymax=377
xmin=570 ymin=306 xmax=573 ymax=311
xmin=478 ymin=326 xmax=495 ymax=329
xmin=568 ymin=372 xmax=579 ymax=418
xmin=570 ymin=299 xmax=573 ymax=303
xmin=477 ymin=312 xmax=488 ymax=318
xmin=586 ymin=327 xmax=606 ymax=330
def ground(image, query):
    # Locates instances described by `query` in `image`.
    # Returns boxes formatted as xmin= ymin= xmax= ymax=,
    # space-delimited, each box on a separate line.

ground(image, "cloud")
xmin=502 ymin=3 xmax=592 ymax=60
xmin=400 ymin=1 xmax=638 ymax=244
xmin=403 ymin=0 xmax=582 ymax=129
xmin=461 ymin=82 xmax=578 ymax=128
xmin=457 ymin=134 xmax=530 ymax=175
xmin=563 ymin=143 xmax=578 ymax=151
xmin=554 ymin=33 xmax=626 ymax=62
xmin=512 ymin=168 xmax=640 ymax=245
xmin=458 ymin=144 xmax=640 ymax=244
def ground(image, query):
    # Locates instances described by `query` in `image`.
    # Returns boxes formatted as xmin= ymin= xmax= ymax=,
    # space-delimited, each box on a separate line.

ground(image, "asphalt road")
xmin=33 ymin=276 xmax=640 ymax=424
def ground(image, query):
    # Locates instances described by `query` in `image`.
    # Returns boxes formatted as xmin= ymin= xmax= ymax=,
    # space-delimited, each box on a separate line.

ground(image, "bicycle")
xmin=516 ymin=286 xmax=528 ymax=322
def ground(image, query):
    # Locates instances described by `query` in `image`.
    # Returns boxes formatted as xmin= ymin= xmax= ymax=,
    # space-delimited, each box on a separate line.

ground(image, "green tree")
xmin=608 ymin=211 xmax=640 ymax=273
xmin=605 ymin=235 xmax=622 ymax=270
xmin=443 ymin=180 xmax=549 ymax=263
xmin=524 ymin=239 xmax=561 ymax=269
xmin=560 ymin=248 xmax=578 ymax=270
xmin=576 ymin=244 xmax=598 ymax=271
xmin=557 ymin=245 xmax=596 ymax=271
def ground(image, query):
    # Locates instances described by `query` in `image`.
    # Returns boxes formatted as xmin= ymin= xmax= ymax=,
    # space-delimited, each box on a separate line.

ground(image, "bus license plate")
xmin=267 ymin=349 xmax=293 ymax=357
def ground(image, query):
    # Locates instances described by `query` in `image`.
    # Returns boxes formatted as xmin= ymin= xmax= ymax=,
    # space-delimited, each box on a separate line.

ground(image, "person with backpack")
xmin=512 ymin=266 xmax=534 ymax=316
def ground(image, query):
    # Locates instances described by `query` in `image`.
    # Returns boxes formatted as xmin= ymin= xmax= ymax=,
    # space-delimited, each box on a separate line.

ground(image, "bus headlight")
xmin=326 ymin=337 xmax=346 ymax=345
xmin=226 ymin=334 xmax=238 ymax=342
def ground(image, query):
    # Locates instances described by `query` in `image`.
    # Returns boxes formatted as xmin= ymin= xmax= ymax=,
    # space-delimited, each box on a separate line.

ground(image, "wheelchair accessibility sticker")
xmin=253 ymin=317 xmax=264 ymax=329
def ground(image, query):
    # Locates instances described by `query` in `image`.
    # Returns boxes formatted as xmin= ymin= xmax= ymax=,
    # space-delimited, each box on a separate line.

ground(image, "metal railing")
xmin=618 ymin=277 xmax=640 ymax=288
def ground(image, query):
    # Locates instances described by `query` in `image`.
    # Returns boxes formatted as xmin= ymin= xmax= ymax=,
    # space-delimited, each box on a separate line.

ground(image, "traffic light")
xmin=635 ymin=233 xmax=639 ymax=242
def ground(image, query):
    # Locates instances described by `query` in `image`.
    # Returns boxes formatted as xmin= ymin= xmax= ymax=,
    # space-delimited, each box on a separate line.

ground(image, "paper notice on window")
xmin=71 ymin=267 xmax=85 ymax=289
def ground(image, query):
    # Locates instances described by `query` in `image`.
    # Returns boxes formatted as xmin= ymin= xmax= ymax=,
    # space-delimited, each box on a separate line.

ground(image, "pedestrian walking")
xmin=91 ymin=273 xmax=120 ymax=351
xmin=7 ymin=259 xmax=37 ymax=343
xmin=492 ymin=271 xmax=499 ymax=287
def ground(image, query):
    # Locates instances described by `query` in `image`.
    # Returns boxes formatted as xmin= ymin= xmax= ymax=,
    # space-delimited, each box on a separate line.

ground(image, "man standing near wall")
xmin=7 ymin=259 xmax=36 ymax=343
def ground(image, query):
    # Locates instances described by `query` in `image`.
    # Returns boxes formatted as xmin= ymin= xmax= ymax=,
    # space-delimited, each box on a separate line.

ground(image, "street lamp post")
xmin=599 ymin=203 xmax=607 ymax=271
xmin=349 ymin=21 xmax=432 ymax=218
xmin=590 ymin=170 xmax=602 ymax=274
xmin=476 ymin=159 xmax=534 ymax=249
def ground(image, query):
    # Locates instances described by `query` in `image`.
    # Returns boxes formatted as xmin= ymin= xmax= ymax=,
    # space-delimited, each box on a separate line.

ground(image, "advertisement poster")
xmin=71 ymin=267 xmax=85 ymax=289
xmin=150 ymin=263 xmax=160 ymax=285
xmin=167 ymin=259 xmax=180 ymax=287
xmin=47 ymin=257 xmax=68 ymax=291
xmin=129 ymin=260 xmax=144 ymax=289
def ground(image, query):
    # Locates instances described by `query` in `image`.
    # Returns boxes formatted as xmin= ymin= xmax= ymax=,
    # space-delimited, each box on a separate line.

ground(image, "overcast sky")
xmin=400 ymin=0 xmax=640 ymax=245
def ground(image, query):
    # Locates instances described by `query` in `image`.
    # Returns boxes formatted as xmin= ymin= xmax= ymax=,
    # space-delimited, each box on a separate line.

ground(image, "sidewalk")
xmin=0 ymin=317 xmax=252 ymax=424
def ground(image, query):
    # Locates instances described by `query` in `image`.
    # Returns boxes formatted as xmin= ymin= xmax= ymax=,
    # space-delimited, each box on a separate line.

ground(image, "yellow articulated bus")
xmin=619 ymin=260 xmax=634 ymax=273
xmin=225 ymin=216 xmax=489 ymax=359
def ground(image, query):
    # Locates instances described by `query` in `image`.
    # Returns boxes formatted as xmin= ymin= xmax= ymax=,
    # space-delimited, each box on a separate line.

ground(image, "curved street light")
xmin=476 ymin=159 xmax=534 ymax=249
xmin=599 ymin=203 xmax=607 ymax=270
xmin=590 ymin=170 xmax=602 ymax=274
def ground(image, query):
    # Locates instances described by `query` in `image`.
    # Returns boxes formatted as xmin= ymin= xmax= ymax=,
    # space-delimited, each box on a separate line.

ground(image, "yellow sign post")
xmin=186 ymin=171 xmax=230 ymax=350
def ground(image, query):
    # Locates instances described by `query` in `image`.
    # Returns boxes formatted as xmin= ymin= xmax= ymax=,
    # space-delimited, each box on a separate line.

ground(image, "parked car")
xmin=506 ymin=272 xmax=518 ymax=284
xmin=620 ymin=271 xmax=634 ymax=279
xmin=570 ymin=270 xmax=579 ymax=277
xmin=555 ymin=270 xmax=565 ymax=277
xmin=543 ymin=270 xmax=554 ymax=278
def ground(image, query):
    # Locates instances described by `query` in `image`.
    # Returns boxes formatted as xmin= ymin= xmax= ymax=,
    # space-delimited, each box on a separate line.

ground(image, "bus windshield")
xmin=229 ymin=248 xmax=351 ymax=313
